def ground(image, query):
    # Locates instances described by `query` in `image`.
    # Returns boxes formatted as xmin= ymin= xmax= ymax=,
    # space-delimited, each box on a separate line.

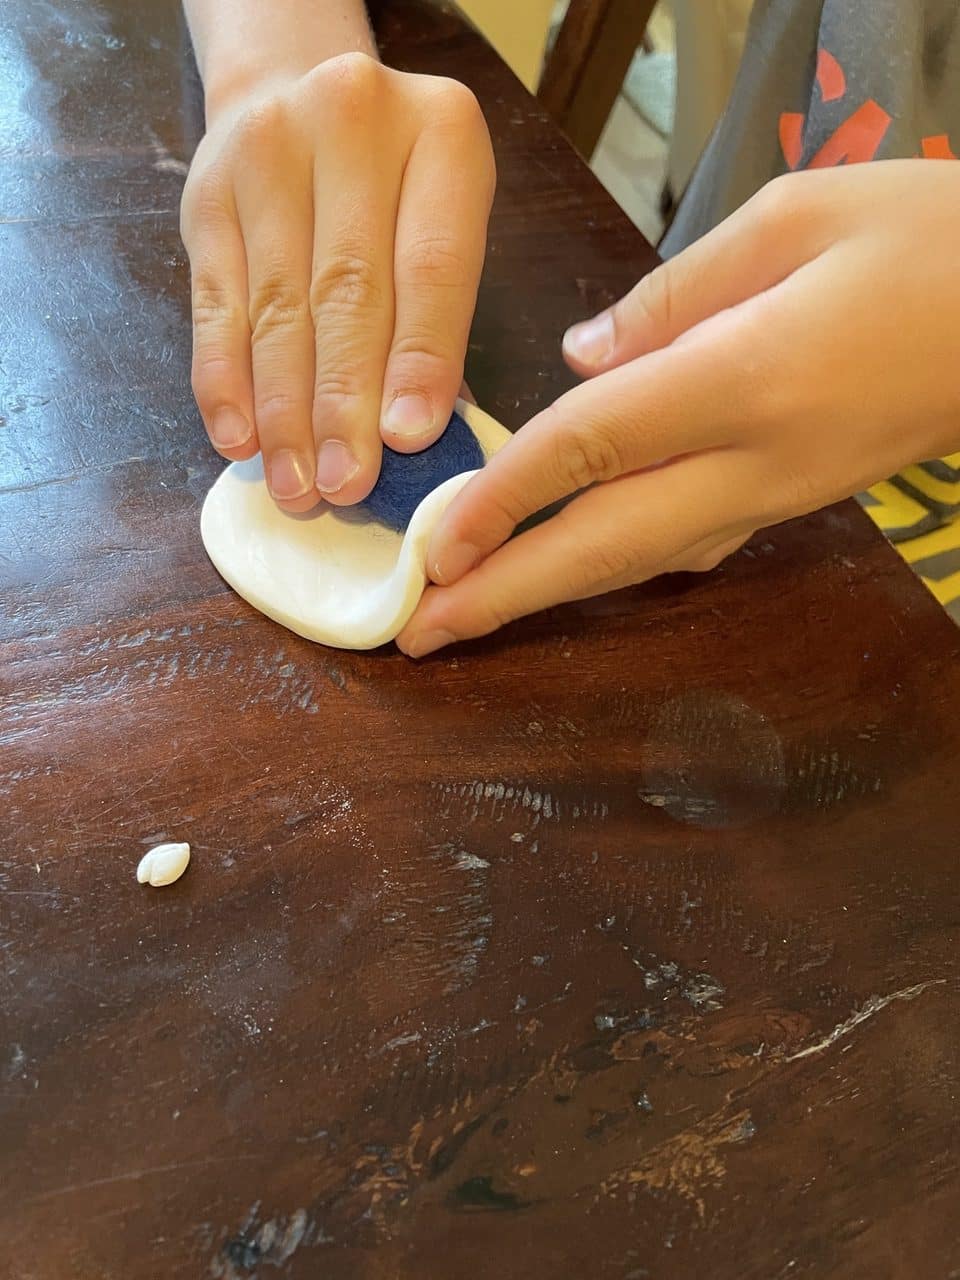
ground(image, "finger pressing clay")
xmin=361 ymin=409 xmax=486 ymax=532
xmin=201 ymin=400 xmax=511 ymax=651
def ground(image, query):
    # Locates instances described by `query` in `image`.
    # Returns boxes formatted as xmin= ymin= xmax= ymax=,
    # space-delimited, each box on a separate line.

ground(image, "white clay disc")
xmin=137 ymin=842 xmax=191 ymax=887
xmin=200 ymin=399 xmax=511 ymax=651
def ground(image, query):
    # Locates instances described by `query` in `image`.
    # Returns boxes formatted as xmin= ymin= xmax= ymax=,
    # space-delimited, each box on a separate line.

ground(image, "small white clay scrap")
xmin=136 ymin=842 xmax=190 ymax=887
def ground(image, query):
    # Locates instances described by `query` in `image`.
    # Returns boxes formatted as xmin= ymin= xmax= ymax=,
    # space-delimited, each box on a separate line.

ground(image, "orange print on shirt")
xmin=806 ymin=100 xmax=892 ymax=166
xmin=776 ymin=46 xmax=959 ymax=170
xmin=816 ymin=48 xmax=846 ymax=102
xmin=922 ymin=134 xmax=958 ymax=160
xmin=778 ymin=112 xmax=805 ymax=169
xmin=779 ymin=99 xmax=891 ymax=170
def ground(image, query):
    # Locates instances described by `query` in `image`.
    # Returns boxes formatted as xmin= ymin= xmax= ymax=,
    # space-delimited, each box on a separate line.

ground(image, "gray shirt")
xmin=662 ymin=0 xmax=960 ymax=255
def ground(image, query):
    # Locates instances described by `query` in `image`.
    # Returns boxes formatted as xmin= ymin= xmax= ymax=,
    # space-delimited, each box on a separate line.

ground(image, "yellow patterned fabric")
xmin=861 ymin=453 xmax=960 ymax=623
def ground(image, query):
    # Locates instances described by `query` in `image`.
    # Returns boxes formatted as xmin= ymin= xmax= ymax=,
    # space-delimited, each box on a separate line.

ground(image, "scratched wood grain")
xmin=2 ymin=2 xmax=960 ymax=1277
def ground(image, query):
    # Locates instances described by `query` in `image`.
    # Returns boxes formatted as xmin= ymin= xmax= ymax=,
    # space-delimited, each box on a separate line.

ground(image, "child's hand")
xmin=398 ymin=160 xmax=960 ymax=656
xmin=181 ymin=53 xmax=495 ymax=511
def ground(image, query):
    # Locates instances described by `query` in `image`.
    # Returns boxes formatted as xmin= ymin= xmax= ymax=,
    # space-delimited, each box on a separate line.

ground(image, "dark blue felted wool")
xmin=357 ymin=409 xmax=485 ymax=532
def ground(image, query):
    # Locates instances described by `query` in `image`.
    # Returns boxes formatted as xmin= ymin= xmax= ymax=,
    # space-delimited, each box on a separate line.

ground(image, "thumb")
xmin=563 ymin=172 xmax=826 ymax=375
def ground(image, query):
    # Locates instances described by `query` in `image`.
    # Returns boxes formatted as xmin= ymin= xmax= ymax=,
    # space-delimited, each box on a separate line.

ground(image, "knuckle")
xmin=753 ymin=172 xmax=806 ymax=228
xmin=486 ymin=605 xmax=517 ymax=635
xmin=180 ymin=167 xmax=231 ymax=241
xmin=233 ymin=96 xmax=290 ymax=149
xmin=389 ymin=333 xmax=449 ymax=363
xmin=426 ymin=79 xmax=494 ymax=171
xmin=552 ymin=424 xmax=626 ymax=491
xmin=418 ymin=79 xmax=495 ymax=197
xmin=308 ymin=51 xmax=383 ymax=114
xmin=399 ymin=234 xmax=470 ymax=290
xmin=474 ymin=594 xmax=519 ymax=636
xmin=313 ymin=373 xmax=362 ymax=403
xmin=249 ymin=278 xmax=310 ymax=342
xmin=328 ymin=50 xmax=382 ymax=89
xmin=485 ymin=488 xmax=527 ymax=538
xmin=777 ymin=461 xmax=821 ymax=518
xmin=584 ymin=536 xmax=634 ymax=586
xmin=387 ymin=344 xmax=457 ymax=391
xmin=551 ymin=503 xmax=634 ymax=587
xmin=310 ymin=252 xmax=384 ymax=323
xmin=624 ymin=263 xmax=674 ymax=336
xmin=191 ymin=346 xmax=236 ymax=392
xmin=255 ymin=390 xmax=303 ymax=425
xmin=748 ymin=449 xmax=815 ymax=524
xmin=191 ymin=276 xmax=239 ymax=328
xmin=311 ymin=379 xmax=364 ymax=431
xmin=432 ymin=77 xmax=484 ymax=127
xmin=190 ymin=359 xmax=227 ymax=408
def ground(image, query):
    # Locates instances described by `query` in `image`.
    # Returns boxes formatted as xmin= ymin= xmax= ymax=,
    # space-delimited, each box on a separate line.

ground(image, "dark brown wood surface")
xmin=538 ymin=0 xmax=657 ymax=159
xmin=2 ymin=1 xmax=959 ymax=1277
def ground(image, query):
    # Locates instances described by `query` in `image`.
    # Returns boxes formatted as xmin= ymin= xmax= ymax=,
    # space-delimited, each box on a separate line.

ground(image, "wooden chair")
xmin=538 ymin=0 xmax=658 ymax=160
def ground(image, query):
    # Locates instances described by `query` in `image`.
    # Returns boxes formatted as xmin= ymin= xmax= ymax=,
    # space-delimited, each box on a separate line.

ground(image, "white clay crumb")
xmin=137 ymin=842 xmax=190 ymax=887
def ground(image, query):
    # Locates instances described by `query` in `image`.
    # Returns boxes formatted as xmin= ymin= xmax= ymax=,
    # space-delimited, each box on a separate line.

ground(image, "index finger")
xmin=397 ymin=448 xmax=754 ymax=656
xmin=427 ymin=307 xmax=766 ymax=585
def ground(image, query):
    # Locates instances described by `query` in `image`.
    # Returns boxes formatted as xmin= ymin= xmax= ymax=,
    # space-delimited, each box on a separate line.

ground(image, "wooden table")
xmin=2 ymin=2 xmax=959 ymax=1276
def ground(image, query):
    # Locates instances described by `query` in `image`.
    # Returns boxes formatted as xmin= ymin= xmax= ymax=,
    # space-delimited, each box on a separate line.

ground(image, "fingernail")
xmin=269 ymin=448 xmax=313 ymax=500
xmin=404 ymin=629 xmax=457 ymax=659
xmin=211 ymin=408 xmax=252 ymax=449
xmin=315 ymin=439 xmax=360 ymax=494
xmin=384 ymin=393 xmax=434 ymax=439
xmin=563 ymin=311 xmax=615 ymax=367
xmin=435 ymin=542 xmax=481 ymax=585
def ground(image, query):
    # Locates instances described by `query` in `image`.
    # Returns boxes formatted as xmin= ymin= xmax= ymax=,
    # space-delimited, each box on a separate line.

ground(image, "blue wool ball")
xmin=358 ymin=409 xmax=486 ymax=532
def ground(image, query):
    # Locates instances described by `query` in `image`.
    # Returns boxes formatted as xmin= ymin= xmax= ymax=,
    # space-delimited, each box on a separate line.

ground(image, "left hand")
xmin=180 ymin=54 xmax=494 ymax=513
xmin=398 ymin=160 xmax=960 ymax=657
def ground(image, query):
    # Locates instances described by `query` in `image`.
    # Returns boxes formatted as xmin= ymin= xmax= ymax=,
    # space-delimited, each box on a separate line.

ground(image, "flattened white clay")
xmin=200 ymin=400 xmax=511 ymax=651
xmin=137 ymin=842 xmax=190 ymax=887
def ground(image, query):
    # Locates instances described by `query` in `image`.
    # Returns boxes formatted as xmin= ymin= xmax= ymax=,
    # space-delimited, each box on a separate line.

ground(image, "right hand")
xmin=180 ymin=53 xmax=496 ymax=511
